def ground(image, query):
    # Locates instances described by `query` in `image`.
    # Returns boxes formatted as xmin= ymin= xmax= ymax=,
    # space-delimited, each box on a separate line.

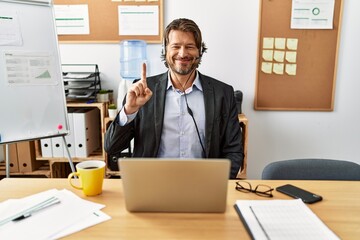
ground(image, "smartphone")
xmin=276 ymin=184 xmax=323 ymax=204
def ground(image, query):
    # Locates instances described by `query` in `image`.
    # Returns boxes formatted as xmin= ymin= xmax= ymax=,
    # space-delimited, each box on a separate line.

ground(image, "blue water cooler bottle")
xmin=120 ymin=40 xmax=147 ymax=80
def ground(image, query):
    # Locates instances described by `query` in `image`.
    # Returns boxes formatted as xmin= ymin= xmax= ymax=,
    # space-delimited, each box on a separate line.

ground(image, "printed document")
xmin=0 ymin=189 xmax=111 ymax=239
xmin=234 ymin=199 xmax=339 ymax=240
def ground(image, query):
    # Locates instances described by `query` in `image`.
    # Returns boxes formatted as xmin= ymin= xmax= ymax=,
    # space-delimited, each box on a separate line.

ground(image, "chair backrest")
xmin=234 ymin=90 xmax=243 ymax=114
xmin=261 ymin=158 xmax=360 ymax=180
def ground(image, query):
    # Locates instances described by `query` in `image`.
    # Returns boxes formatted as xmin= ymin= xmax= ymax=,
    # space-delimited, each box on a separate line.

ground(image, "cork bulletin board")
xmin=54 ymin=0 xmax=163 ymax=43
xmin=254 ymin=0 xmax=343 ymax=111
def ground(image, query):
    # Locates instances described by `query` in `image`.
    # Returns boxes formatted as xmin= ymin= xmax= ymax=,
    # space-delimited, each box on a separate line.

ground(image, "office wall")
xmin=58 ymin=0 xmax=360 ymax=179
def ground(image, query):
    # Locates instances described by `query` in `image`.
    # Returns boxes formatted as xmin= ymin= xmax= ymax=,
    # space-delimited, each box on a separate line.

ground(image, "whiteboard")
xmin=0 ymin=0 xmax=69 ymax=144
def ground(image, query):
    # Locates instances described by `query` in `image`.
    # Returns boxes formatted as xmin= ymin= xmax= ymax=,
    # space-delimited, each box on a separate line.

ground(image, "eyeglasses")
xmin=235 ymin=181 xmax=274 ymax=198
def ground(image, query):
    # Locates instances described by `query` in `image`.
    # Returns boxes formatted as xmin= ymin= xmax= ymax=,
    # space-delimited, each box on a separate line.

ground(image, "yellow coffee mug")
xmin=68 ymin=160 xmax=105 ymax=196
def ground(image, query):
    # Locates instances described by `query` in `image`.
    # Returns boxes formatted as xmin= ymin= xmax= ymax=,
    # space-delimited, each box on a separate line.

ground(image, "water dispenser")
xmin=120 ymin=40 xmax=147 ymax=80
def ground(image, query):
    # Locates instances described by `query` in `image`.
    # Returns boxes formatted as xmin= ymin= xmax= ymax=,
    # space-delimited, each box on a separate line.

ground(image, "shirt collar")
xmin=166 ymin=70 xmax=203 ymax=92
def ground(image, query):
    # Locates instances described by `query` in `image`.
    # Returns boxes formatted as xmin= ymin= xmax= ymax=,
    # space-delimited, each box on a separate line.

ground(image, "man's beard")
xmin=168 ymin=57 xmax=198 ymax=75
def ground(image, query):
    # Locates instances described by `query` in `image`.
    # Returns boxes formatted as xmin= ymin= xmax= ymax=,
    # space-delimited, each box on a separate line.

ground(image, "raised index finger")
xmin=141 ymin=62 xmax=147 ymax=87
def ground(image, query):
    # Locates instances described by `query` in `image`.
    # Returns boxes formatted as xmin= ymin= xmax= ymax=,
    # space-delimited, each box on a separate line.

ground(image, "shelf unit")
xmin=1 ymin=102 xmax=110 ymax=178
xmin=35 ymin=102 xmax=108 ymax=178
xmin=1 ymin=141 xmax=51 ymax=179
xmin=0 ymin=161 xmax=51 ymax=179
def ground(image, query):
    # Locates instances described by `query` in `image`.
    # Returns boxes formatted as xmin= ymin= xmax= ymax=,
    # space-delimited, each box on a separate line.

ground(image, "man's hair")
xmin=161 ymin=18 xmax=207 ymax=68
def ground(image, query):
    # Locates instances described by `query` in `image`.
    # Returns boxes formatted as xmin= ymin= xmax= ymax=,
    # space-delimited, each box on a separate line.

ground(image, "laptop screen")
xmin=119 ymin=158 xmax=231 ymax=213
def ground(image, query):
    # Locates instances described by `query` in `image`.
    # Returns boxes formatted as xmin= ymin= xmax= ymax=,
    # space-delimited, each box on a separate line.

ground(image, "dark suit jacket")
xmin=104 ymin=72 xmax=244 ymax=178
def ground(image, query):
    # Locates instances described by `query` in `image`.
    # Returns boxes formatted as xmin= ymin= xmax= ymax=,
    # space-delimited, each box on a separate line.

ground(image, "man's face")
xmin=166 ymin=30 xmax=200 ymax=75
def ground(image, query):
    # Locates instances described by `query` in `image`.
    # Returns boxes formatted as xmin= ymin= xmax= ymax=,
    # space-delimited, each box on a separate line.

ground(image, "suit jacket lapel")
xmin=199 ymin=73 xmax=214 ymax=157
xmin=154 ymin=72 xmax=168 ymax=153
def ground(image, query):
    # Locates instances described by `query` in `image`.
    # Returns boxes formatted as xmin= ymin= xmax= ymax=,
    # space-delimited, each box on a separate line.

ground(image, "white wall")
xmin=58 ymin=0 xmax=360 ymax=179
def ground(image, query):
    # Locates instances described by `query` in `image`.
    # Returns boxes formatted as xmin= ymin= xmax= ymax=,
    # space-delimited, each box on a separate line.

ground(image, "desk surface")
xmin=0 ymin=178 xmax=359 ymax=239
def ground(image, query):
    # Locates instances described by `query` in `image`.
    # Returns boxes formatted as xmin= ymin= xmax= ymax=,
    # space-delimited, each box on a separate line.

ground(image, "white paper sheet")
xmin=54 ymin=5 xmax=90 ymax=35
xmin=291 ymin=0 xmax=335 ymax=29
xmin=0 ymin=10 xmax=23 ymax=46
xmin=0 ymin=189 xmax=111 ymax=240
xmin=118 ymin=5 xmax=159 ymax=35
xmin=4 ymin=51 xmax=58 ymax=86
xmin=234 ymin=199 xmax=339 ymax=240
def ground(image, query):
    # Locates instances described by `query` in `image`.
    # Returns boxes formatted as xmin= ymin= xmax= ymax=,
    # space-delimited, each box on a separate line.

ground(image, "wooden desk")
xmin=0 ymin=179 xmax=359 ymax=239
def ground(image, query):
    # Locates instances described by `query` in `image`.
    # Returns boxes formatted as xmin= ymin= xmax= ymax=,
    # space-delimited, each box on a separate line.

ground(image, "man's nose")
xmin=178 ymin=46 xmax=187 ymax=57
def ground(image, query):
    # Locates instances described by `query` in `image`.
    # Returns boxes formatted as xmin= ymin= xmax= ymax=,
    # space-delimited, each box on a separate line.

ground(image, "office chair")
xmin=234 ymin=90 xmax=243 ymax=114
xmin=261 ymin=158 xmax=360 ymax=180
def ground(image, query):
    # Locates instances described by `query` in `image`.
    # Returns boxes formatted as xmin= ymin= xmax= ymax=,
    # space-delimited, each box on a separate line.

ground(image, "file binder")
xmin=40 ymin=138 xmax=53 ymax=158
xmin=63 ymin=109 xmax=76 ymax=158
xmin=17 ymin=141 xmax=41 ymax=173
xmin=51 ymin=136 xmax=64 ymax=158
xmin=3 ymin=143 xmax=19 ymax=173
xmin=73 ymin=108 xmax=100 ymax=158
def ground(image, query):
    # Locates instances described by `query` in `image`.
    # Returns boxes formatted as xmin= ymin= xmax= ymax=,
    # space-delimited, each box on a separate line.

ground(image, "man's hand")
xmin=124 ymin=63 xmax=153 ymax=114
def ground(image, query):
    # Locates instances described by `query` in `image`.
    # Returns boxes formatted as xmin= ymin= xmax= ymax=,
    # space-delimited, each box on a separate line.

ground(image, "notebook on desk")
xmin=118 ymin=158 xmax=230 ymax=213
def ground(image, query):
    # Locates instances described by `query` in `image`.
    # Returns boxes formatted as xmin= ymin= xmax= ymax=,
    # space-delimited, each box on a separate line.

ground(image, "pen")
xmin=0 ymin=196 xmax=61 ymax=226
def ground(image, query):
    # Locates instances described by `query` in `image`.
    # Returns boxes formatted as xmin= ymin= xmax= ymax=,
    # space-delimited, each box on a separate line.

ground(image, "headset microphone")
xmin=182 ymin=69 xmax=206 ymax=157
xmin=186 ymin=102 xmax=206 ymax=157
xmin=191 ymin=56 xmax=201 ymax=63
xmin=186 ymin=105 xmax=193 ymax=116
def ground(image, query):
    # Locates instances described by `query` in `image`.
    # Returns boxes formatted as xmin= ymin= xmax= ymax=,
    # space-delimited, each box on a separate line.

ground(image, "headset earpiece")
xmin=199 ymin=42 xmax=206 ymax=57
xmin=162 ymin=37 xmax=166 ymax=56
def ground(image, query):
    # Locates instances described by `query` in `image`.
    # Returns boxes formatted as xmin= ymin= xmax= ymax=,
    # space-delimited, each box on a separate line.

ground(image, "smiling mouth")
xmin=175 ymin=58 xmax=194 ymax=66
xmin=178 ymin=60 xmax=189 ymax=65
xmin=175 ymin=57 xmax=195 ymax=62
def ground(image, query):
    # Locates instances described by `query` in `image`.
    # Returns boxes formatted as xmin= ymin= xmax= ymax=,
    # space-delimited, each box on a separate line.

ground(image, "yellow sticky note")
xmin=261 ymin=62 xmax=273 ymax=74
xmin=263 ymin=37 xmax=274 ymax=49
xmin=286 ymin=64 xmax=297 ymax=76
xmin=273 ymin=50 xmax=285 ymax=62
xmin=275 ymin=38 xmax=286 ymax=50
xmin=285 ymin=51 xmax=297 ymax=63
xmin=273 ymin=63 xmax=284 ymax=75
xmin=262 ymin=50 xmax=273 ymax=61
xmin=287 ymin=38 xmax=298 ymax=50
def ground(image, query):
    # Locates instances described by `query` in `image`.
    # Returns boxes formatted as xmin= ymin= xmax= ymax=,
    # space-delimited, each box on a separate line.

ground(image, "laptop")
xmin=118 ymin=158 xmax=230 ymax=213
